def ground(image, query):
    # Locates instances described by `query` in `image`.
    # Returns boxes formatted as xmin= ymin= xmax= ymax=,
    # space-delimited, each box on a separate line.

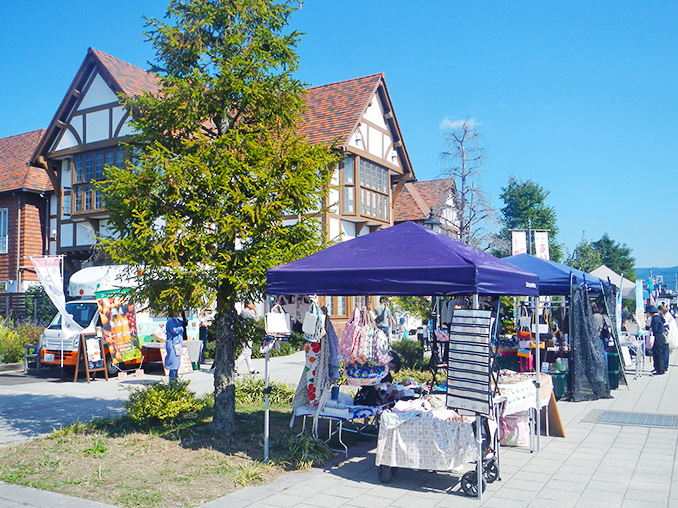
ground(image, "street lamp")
xmin=423 ymin=208 xmax=441 ymax=233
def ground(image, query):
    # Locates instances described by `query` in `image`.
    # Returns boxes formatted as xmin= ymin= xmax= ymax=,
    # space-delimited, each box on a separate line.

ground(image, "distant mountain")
xmin=635 ymin=266 xmax=678 ymax=290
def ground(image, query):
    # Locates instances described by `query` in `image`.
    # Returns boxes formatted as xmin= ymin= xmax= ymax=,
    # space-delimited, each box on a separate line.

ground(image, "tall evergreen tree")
xmin=98 ymin=0 xmax=339 ymax=432
xmin=592 ymin=233 xmax=636 ymax=280
xmin=495 ymin=176 xmax=562 ymax=261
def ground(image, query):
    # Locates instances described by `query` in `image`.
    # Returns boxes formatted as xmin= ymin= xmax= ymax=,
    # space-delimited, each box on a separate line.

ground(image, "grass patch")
xmin=0 ymin=379 xmax=326 ymax=507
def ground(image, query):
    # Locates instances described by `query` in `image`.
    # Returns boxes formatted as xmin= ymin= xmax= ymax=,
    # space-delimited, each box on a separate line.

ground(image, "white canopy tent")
xmin=589 ymin=265 xmax=635 ymax=300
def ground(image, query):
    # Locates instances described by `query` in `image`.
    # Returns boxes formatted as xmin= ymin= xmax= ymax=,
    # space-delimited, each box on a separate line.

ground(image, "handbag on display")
xmin=265 ymin=304 xmax=291 ymax=337
xmin=338 ymin=307 xmax=363 ymax=360
xmin=344 ymin=362 xmax=389 ymax=386
xmin=302 ymin=301 xmax=326 ymax=342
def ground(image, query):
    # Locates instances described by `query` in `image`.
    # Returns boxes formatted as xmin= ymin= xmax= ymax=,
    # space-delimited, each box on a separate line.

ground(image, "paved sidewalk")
xmin=2 ymin=351 xmax=678 ymax=507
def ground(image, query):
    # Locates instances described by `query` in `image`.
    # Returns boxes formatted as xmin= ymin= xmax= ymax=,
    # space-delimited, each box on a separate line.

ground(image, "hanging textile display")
xmin=291 ymin=312 xmax=340 ymax=433
xmin=570 ymin=286 xmax=610 ymax=401
xmin=302 ymin=301 xmax=326 ymax=342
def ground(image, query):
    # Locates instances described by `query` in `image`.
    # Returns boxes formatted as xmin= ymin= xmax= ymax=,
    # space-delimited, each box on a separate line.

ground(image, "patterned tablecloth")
xmin=375 ymin=409 xmax=477 ymax=471
xmin=497 ymin=374 xmax=553 ymax=416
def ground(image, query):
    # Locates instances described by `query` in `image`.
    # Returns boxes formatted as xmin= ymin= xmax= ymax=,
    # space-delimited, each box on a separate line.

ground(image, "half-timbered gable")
xmin=300 ymin=74 xmax=415 ymax=244
xmin=31 ymin=49 xmax=158 ymax=276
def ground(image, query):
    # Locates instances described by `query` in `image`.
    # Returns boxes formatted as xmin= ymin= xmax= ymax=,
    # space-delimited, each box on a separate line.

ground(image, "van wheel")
xmin=106 ymin=355 xmax=119 ymax=376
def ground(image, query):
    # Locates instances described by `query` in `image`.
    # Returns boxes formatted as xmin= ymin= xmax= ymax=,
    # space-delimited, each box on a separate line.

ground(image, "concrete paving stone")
xmin=201 ymin=496 xmax=252 ymax=508
xmin=255 ymin=493 xmax=314 ymax=507
xmin=339 ymin=493 xmax=401 ymax=508
xmin=295 ymin=492 xmax=348 ymax=508
xmin=389 ymin=493 xmax=449 ymax=508
xmin=548 ymin=470 xmax=593 ymax=483
xmin=485 ymin=486 xmax=536 ymax=502
xmin=575 ymin=500 xmax=621 ymax=508
xmin=623 ymin=488 xmax=670 ymax=503
xmin=544 ymin=478 xmax=588 ymax=494
xmin=500 ymin=478 xmax=544 ymax=492
xmin=528 ymin=493 xmax=578 ymax=507
xmin=478 ymin=496 xmax=531 ymax=508
xmin=621 ymin=499 xmax=668 ymax=508
xmin=579 ymin=487 xmax=626 ymax=503
xmin=509 ymin=470 xmax=553 ymax=484
xmin=367 ymin=484 xmax=414 ymax=500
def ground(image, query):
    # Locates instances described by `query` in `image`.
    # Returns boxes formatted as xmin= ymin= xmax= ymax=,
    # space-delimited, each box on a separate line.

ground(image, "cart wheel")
xmin=484 ymin=460 xmax=499 ymax=483
xmin=378 ymin=465 xmax=393 ymax=484
xmin=461 ymin=470 xmax=486 ymax=496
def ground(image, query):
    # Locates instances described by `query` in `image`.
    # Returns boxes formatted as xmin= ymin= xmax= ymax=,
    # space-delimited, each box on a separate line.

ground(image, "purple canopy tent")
xmin=263 ymin=222 xmax=540 ymax=484
xmin=266 ymin=221 xmax=539 ymax=297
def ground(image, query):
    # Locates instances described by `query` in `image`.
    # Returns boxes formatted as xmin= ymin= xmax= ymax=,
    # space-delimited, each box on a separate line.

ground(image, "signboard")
xmin=159 ymin=346 xmax=193 ymax=377
xmin=73 ymin=333 xmax=109 ymax=383
xmin=446 ymin=309 xmax=492 ymax=415
xmin=95 ymin=290 xmax=142 ymax=365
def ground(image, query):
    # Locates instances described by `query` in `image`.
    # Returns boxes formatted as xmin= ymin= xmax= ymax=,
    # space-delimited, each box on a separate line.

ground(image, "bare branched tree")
xmin=440 ymin=120 xmax=496 ymax=247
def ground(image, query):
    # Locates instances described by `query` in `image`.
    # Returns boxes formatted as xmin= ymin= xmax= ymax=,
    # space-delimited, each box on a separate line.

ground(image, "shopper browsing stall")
xmin=647 ymin=306 xmax=668 ymax=375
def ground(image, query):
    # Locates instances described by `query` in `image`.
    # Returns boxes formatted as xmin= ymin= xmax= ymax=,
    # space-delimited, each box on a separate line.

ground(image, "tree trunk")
xmin=212 ymin=294 xmax=238 ymax=433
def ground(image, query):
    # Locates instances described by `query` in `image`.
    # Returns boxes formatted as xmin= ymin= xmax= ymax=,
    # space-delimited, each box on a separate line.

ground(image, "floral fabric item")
xmin=304 ymin=341 xmax=322 ymax=405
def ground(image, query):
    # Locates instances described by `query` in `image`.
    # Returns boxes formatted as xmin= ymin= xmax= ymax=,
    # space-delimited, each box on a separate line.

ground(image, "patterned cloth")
xmin=376 ymin=410 xmax=477 ymax=470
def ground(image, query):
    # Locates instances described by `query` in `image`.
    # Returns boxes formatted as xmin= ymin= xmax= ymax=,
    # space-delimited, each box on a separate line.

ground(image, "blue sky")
xmin=2 ymin=1 xmax=676 ymax=268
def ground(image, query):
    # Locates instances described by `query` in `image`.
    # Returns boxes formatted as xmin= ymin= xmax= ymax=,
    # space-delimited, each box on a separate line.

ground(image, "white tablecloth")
xmin=497 ymin=374 xmax=553 ymax=416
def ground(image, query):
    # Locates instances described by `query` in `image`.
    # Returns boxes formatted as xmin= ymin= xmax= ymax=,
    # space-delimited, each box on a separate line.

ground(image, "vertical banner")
xmin=30 ymin=256 xmax=83 ymax=339
xmin=511 ymin=231 xmax=527 ymax=256
xmin=616 ymin=274 xmax=623 ymax=338
xmin=635 ymin=280 xmax=645 ymax=327
xmin=533 ymin=231 xmax=550 ymax=260
xmin=95 ymin=290 xmax=142 ymax=364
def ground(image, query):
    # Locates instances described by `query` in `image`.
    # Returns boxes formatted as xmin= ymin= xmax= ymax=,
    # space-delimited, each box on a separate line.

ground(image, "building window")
xmin=72 ymin=147 xmax=126 ymax=213
xmin=62 ymin=194 xmax=71 ymax=217
xmin=74 ymin=156 xmax=83 ymax=183
xmin=326 ymin=296 xmax=334 ymax=315
xmin=337 ymin=296 xmax=346 ymax=315
xmin=74 ymin=187 xmax=82 ymax=212
xmin=343 ymin=156 xmax=354 ymax=184
xmin=360 ymin=189 xmax=365 ymax=214
xmin=344 ymin=187 xmax=354 ymax=213
xmin=377 ymin=166 xmax=382 ymax=192
xmin=0 ymin=209 xmax=7 ymax=254
xmin=95 ymin=152 xmax=104 ymax=179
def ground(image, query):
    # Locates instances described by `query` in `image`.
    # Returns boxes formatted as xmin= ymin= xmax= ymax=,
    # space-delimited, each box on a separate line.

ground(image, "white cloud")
xmin=439 ymin=117 xmax=479 ymax=130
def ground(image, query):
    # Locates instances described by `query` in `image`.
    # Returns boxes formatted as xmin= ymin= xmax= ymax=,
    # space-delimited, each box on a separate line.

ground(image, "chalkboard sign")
xmin=73 ymin=333 xmax=109 ymax=383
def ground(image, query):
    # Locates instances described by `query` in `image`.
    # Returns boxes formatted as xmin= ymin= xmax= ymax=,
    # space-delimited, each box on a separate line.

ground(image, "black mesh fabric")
xmin=570 ymin=286 xmax=610 ymax=401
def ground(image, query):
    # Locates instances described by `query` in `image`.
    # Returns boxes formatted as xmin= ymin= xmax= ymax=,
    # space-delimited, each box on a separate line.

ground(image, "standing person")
xmin=374 ymin=297 xmax=393 ymax=338
xmin=236 ymin=302 xmax=259 ymax=375
xmin=198 ymin=309 xmax=212 ymax=364
xmin=647 ymin=306 xmax=668 ymax=375
xmin=165 ymin=312 xmax=185 ymax=382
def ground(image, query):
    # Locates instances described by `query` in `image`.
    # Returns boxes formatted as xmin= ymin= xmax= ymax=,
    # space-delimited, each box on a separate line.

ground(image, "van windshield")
xmin=47 ymin=302 xmax=99 ymax=329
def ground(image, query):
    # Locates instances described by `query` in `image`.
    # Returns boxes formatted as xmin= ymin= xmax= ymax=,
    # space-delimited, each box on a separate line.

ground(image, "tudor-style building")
xmin=393 ymin=178 xmax=460 ymax=238
xmin=0 ymin=129 xmax=53 ymax=292
xmin=30 ymin=49 xmax=417 ymax=318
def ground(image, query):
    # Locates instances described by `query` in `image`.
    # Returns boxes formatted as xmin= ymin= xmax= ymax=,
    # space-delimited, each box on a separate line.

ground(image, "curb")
xmin=0 ymin=363 xmax=23 ymax=373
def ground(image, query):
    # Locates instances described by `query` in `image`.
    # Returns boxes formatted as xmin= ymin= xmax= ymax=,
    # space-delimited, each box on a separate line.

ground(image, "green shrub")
xmin=392 ymin=367 xmax=432 ymax=384
xmin=390 ymin=339 xmax=425 ymax=370
xmin=235 ymin=377 xmax=295 ymax=405
xmin=284 ymin=434 xmax=332 ymax=469
xmin=0 ymin=320 xmax=36 ymax=364
xmin=123 ymin=381 xmax=203 ymax=426
xmin=24 ymin=286 xmax=57 ymax=325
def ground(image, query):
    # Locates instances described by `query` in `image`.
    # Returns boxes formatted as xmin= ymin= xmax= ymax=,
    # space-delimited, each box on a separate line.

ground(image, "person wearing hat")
xmin=646 ymin=305 xmax=668 ymax=375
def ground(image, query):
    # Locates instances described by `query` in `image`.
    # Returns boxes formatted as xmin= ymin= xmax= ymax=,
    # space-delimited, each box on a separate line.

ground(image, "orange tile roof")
xmin=394 ymin=178 xmax=456 ymax=222
xmin=300 ymin=74 xmax=383 ymax=146
xmin=90 ymin=49 xmax=159 ymax=97
xmin=0 ymin=129 xmax=51 ymax=193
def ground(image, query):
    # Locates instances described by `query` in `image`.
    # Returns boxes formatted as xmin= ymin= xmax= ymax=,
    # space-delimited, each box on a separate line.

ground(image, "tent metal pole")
xmin=471 ymin=294 xmax=483 ymax=500
xmin=263 ymin=294 xmax=271 ymax=462
xmin=535 ymin=296 xmax=541 ymax=453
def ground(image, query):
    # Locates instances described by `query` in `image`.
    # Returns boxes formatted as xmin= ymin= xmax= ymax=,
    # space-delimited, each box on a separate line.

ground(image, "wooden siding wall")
xmin=0 ymin=193 xmax=48 ymax=283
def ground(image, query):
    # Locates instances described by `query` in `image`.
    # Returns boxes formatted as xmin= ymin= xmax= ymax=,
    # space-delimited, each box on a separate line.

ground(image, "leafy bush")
xmin=24 ymin=286 xmax=57 ymax=325
xmin=392 ymin=367 xmax=432 ymax=384
xmin=235 ymin=377 xmax=295 ymax=405
xmin=0 ymin=320 xmax=37 ymax=363
xmin=284 ymin=434 xmax=332 ymax=469
xmin=390 ymin=339 xmax=425 ymax=370
xmin=123 ymin=381 xmax=203 ymax=426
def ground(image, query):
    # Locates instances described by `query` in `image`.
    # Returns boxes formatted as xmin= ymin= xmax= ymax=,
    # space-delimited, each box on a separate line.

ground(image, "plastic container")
xmin=551 ymin=371 xmax=568 ymax=399
xmin=556 ymin=358 xmax=568 ymax=372
xmin=608 ymin=370 xmax=619 ymax=390
xmin=606 ymin=352 xmax=620 ymax=371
